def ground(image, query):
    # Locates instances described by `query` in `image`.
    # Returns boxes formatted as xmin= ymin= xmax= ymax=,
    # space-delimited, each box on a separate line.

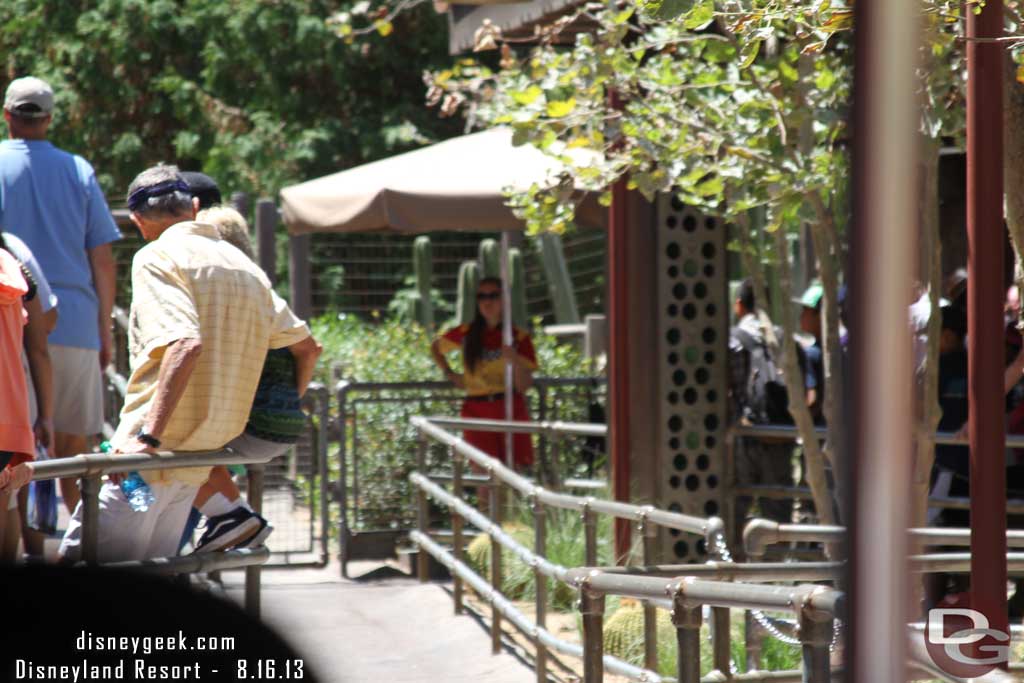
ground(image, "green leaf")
xmin=546 ymin=98 xmax=577 ymax=118
xmin=511 ymin=85 xmax=543 ymax=105
xmin=739 ymin=39 xmax=760 ymax=69
xmin=815 ymin=67 xmax=836 ymax=91
xmin=702 ymin=40 xmax=737 ymax=64
xmin=613 ymin=7 xmax=634 ymax=24
xmin=683 ymin=0 xmax=714 ymax=30
xmin=696 ymin=176 xmax=724 ymax=197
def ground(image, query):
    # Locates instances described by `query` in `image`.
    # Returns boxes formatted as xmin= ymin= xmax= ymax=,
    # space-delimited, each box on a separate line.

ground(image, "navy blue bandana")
xmin=127 ymin=180 xmax=190 ymax=212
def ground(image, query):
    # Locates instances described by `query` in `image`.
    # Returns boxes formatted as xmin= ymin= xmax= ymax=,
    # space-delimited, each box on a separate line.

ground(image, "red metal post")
xmin=608 ymin=90 xmax=632 ymax=561
xmin=967 ymin=0 xmax=1009 ymax=655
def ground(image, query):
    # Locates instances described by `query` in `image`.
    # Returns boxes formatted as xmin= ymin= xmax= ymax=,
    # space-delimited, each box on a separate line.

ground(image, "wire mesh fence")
xmin=307 ymin=229 xmax=607 ymax=323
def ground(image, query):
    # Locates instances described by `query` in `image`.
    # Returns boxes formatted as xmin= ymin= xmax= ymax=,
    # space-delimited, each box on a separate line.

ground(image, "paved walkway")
xmin=221 ymin=562 xmax=535 ymax=683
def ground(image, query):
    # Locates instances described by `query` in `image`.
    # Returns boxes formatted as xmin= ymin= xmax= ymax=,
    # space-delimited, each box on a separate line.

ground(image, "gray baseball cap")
xmin=4 ymin=77 xmax=54 ymax=117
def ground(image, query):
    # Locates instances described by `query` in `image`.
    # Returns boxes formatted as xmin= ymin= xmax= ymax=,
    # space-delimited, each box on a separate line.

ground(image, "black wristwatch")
xmin=135 ymin=428 xmax=162 ymax=449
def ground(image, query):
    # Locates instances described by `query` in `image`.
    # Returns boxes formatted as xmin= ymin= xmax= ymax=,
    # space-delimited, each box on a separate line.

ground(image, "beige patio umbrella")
xmin=280 ymin=127 xmax=602 ymax=468
xmin=279 ymin=126 xmax=605 ymax=235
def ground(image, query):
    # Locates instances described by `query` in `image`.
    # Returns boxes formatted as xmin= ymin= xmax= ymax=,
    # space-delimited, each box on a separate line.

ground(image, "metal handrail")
xmin=733 ymin=422 xmax=1024 ymax=449
xmin=412 ymin=416 xmax=723 ymax=540
xmin=743 ymin=518 xmax=1024 ymax=558
xmin=565 ymin=569 xmax=841 ymax=683
xmin=27 ymin=448 xmax=279 ymax=481
xmin=411 ymin=416 xmax=735 ymax=682
xmin=421 ymin=416 xmax=607 ymax=438
xmin=411 ymin=531 xmax=668 ymax=683
xmin=26 ymin=447 xmax=279 ymax=616
xmin=411 ymin=472 xmax=571 ymax=583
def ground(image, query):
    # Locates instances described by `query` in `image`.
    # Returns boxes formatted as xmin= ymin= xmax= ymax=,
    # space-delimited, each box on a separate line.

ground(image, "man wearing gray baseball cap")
xmin=0 ymin=76 xmax=121 ymax=516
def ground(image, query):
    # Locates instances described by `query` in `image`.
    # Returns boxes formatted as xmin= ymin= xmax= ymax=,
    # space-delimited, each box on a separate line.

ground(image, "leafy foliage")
xmin=423 ymin=1 xmax=862 ymax=237
xmin=0 ymin=0 xmax=460 ymax=197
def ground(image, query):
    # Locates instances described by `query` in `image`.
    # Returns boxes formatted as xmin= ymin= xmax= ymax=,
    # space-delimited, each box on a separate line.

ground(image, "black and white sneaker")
xmin=238 ymin=515 xmax=274 ymax=549
xmin=192 ymin=508 xmax=262 ymax=554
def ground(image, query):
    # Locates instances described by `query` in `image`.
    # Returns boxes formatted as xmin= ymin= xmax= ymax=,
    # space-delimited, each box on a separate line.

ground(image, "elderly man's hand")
xmin=109 ymin=437 xmax=157 ymax=484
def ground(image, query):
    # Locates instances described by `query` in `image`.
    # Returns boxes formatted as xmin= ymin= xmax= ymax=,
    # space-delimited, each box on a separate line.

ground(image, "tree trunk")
xmin=730 ymin=216 xmax=841 ymax=537
xmin=808 ymin=197 xmax=846 ymax=516
xmin=736 ymin=215 xmax=838 ymax=537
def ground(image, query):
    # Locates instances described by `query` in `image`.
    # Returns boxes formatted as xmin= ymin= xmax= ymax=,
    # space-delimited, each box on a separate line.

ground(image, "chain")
xmin=708 ymin=532 xmax=842 ymax=652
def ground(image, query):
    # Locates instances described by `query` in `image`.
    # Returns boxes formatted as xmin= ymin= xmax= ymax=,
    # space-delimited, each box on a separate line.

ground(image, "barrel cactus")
xmin=537 ymin=232 xmax=580 ymax=324
xmin=602 ymin=599 xmax=677 ymax=670
xmin=463 ymin=521 xmax=574 ymax=607
xmin=413 ymin=235 xmax=434 ymax=329
xmin=479 ymin=238 xmax=501 ymax=278
xmin=455 ymin=260 xmax=480 ymax=325
xmin=508 ymin=247 xmax=528 ymax=328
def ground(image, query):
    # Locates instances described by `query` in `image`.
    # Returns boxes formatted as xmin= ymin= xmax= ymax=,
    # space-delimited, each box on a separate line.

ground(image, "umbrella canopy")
xmin=279 ymin=127 xmax=605 ymax=235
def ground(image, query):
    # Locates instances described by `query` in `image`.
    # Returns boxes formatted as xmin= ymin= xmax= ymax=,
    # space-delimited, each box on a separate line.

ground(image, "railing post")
xmin=80 ymin=475 xmax=101 ymax=567
xmin=798 ymin=608 xmax=833 ymax=683
xmin=451 ymin=445 xmax=464 ymax=614
xmin=416 ymin=436 xmax=429 ymax=582
xmin=672 ymin=598 xmax=702 ymax=683
xmin=316 ymin=388 xmax=330 ymax=566
xmin=744 ymin=609 xmax=763 ymax=671
xmin=289 ymin=233 xmax=312 ymax=321
xmin=583 ymin=502 xmax=597 ymax=566
xmin=255 ymin=199 xmax=278 ymax=285
xmin=580 ymin=587 xmax=606 ymax=683
xmin=489 ymin=466 xmax=504 ymax=654
xmin=231 ymin=191 xmax=250 ymax=221
xmin=245 ymin=463 xmax=265 ymax=617
xmin=337 ymin=384 xmax=350 ymax=578
xmin=536 ymin=383 xmax=549 ymax=487
xmin=639 ymin=515 xmax=658 ymax=672
xmin=532 ymin=493 xmax=548 ymax=683
xmin=711 ymin=606 xmax=732 ymax=677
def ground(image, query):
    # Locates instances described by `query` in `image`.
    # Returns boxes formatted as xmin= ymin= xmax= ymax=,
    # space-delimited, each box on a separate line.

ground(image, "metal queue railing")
xmin=335 ymin=377 xmax=606 ymax=576
xmin=27 ymin=449 xmax=275 ymax=617
xmin=743 ymin=519 xmax=1024 ymax=560
xmin=409 ymin=417 xmax=1024 ymax=683
xmin=729 ymin=424 xmax=1024 ymax=520
xmin=411 ymin=415 xmax=732 ymax=683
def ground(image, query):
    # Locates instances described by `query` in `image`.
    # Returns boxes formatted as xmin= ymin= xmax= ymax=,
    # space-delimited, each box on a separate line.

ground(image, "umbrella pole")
xmin=500 ymin=232 xmax=515 ymax=470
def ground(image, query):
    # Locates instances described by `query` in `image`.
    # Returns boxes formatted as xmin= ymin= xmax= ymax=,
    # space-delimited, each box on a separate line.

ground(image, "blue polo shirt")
xmin=0 ymin=139 xmax=121 ymax=349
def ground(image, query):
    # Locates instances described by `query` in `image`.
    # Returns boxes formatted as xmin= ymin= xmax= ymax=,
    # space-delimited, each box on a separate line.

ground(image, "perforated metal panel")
xmin=655 ymin=195 xmax=728 ymax=562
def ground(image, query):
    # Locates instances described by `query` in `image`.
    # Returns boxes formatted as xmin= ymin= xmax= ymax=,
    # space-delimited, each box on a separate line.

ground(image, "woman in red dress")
xmin=430 ymin=277 xmax=538 ymax=470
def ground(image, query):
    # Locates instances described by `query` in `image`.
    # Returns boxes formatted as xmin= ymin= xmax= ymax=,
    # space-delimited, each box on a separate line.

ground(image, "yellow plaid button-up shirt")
xmin=113 ymin=221 xmax=310 ymax=485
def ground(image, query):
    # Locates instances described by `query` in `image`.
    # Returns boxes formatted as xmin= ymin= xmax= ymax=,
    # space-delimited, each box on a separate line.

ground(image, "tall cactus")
xmin=508 ymin=247 xmax=528 ymax=328
xmin=537 ymin=232 xmax=580 ymax=324
xmin=479 ymin=238 xmax=501 ymax=278
xmin=412 ymin=235 xmax=434 ymax=329
xmin=455 ymin=260 xmax=480 ymax=325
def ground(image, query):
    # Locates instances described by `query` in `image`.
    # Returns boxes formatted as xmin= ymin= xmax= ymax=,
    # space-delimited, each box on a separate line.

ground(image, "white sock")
xmin=237 ymin=499 xmax=254 ymax=513
xmin=200 ymin=492 xmax=240 ymax=518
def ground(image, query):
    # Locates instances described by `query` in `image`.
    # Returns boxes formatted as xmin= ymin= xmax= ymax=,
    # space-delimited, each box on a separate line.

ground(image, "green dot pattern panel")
xmin=656 ymin=195 xmax=727 ymax=563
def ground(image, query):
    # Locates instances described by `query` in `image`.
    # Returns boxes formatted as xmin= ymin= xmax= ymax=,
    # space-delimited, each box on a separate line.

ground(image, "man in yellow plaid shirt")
xmin=59 ymin=164 xmax=314 ymax=562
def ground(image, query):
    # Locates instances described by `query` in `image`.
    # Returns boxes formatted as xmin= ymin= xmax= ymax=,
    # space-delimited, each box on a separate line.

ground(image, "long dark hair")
xmin=464 ymin=277 xmax=503 ymax=373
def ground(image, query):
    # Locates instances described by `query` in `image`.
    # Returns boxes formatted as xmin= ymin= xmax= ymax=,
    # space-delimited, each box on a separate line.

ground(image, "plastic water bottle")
xmin=120 ymin=472 xmax=156 ymax=512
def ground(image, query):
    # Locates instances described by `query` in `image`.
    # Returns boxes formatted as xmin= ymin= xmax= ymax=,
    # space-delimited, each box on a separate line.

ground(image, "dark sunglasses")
xmin=477 ymin=291 xmax=501 ymax=301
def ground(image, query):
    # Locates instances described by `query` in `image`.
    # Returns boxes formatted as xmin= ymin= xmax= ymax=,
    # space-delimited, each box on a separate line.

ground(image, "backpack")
xmin=731 ymin=325 xmax=793 ymax=425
